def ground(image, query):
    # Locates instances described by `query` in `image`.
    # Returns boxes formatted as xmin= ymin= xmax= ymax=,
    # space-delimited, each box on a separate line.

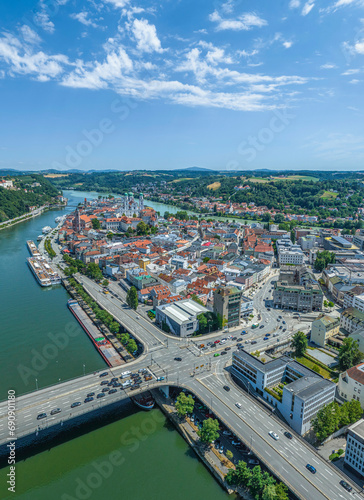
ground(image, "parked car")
xmin=251 ymin=340 xmax=257 ymax=345
xmin=248 ymin=459 xmax=259 ymax=465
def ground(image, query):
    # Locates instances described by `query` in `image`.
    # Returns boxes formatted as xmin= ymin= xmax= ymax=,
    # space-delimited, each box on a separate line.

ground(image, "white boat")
xmin=37 ymin=235 xmax=43 ymax=241
xmin=42 ymin=226 xmax=52 ymax=234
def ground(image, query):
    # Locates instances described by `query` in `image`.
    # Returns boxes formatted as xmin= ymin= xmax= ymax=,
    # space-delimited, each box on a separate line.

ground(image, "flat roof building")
xmin=155 ymin=299 xmax=208 ymax=337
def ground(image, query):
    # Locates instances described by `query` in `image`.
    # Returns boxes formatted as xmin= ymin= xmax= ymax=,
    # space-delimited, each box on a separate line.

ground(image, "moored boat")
xmin=131 ymin=392 xmax=155 ymax=410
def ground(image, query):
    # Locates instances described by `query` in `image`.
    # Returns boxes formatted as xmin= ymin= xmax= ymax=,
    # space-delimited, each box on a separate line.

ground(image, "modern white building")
xmin=353 ymin=294 xmax=364 ymax=314
xmin=232 ymin=350 xmax=335 ymax=435
xmin=279 ymin=250 xmax=305 ymax=266
xmin=338 ymin=362 xmax=364 ymax=408
xmin=155 ymin=299 xmax=208 ymax=337
xmin=344 ymin=419 xmax=364 ymax=477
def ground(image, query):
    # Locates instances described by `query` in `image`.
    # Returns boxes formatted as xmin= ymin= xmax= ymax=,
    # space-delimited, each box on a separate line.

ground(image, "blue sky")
xmin=0 ymin=0 xmax=364 ymax=172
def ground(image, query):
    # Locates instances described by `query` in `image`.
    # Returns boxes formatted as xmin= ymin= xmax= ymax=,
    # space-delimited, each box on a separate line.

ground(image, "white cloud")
xmin=350 ymin=78 xmax=361 ymax=83
xmin=131 ymin=19 xmax=164 ymax=53
xmin=70 ymin=12 xmax=99 ymax=28
xmin=103 ymin=0 xmax=131 ymax=7
xmin=34 ymin=11 xmax=55 ymax=33
xmin=283 ymin=41 xmax=293 ymax=48
xmin=0 ymin=32 xmax=68 ymax=80
xmin=19 ymin=25 xmax=42 ymax=45
xmin=341 ymin=68 xmax=360 ymax=75
xmin=289 ymin=0 xmax=301 ymax=7
xmin=355 ymin=40 xmax=364 ymax=54
xmin=302 ymin=2 xmax=315 ymax=15
xmin=320 ymin=63 xmax=337 ymax=69
xmin=209 ymin=10 xmax=267 ymax=31
xmin=61 ymin=47 xmax=133 ymax=89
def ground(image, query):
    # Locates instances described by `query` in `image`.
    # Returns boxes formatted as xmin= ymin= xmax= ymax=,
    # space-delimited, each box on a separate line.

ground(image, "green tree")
xmin=291 ymin=331 xmax=307 ymax=358
xmin=262 ymin=484 xmax=278 ymax=500
xmin=311 ymin=402 xmax=341 ymax=442
xmin=102 ymin=279 xmax=109 ymax=287
xmin=175 ymin=392 xmax=195 ymax=418
xmin=328 ymin=301 xmax=334 ymax=308
xmin=91 ymin=218 xmax=101 ymax=229
xmin=226 ymin=460 xmax=252 ymax=486
xmin=262 ymin=213 xmax=271 ymax=222
xmin=274 ymin=213 xmax=285 ymax=224
xmin=347 ymin=399 xmax=363 ymax=423
xmin=126 ymin=286 xmax=138 ymax=310
xmin=109 ymin=321 xmax=119 ymax=334
xmin=275 ymin=483 xmax=289 ymax=500
xmin=197 ymin=313 xmax=208 ymax=333
xmin=107 ymin=232 xmax=113 ymax=240
xmin=198 ymin=418 xmax=220 ymax=444
xmin=191 ymin=294 xmax=204 ymax=307
xmin=136 ymin=221 xmax=149 ymax=235
xmin=126 ymin=339 xmax=138 ymax=354
xmin=203 ymin=256 xmax=210 ymax=263
xmin=120 ymin=333 xmax=130 ymax=345
xmin=86 ymin=262 xmax=103 ymax=280
xmin=226 ymin=450 xmax=233 ymax=461
xmin=338 ymin=338 xmax=363 ymax=371
xmin=324 ymin=300 xmax=329 ymax=307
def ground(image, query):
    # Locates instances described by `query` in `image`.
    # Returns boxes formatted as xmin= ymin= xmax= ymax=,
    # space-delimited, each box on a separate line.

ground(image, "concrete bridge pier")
xmin=159 ymin=385 xmax=170 ymax=398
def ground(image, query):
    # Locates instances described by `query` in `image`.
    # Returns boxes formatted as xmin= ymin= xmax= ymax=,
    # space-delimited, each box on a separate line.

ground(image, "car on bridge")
xmin=37 ymin=413 xmax=47 ymax=420
xmin=339 ymin=480 xmax=352 ymax=492
xmin=87 ymin=392 xmax=95 ymax=397
xmin=109 ymin=389 xmax=117 ymax=394
xmin=269 ymin=431 xmax=279 ymax=441
xmin=214 ymin=353 xmax=220 ymax=357
xmin=100 ymin=380 xmax=109 ymax=385
xmin=71 ymin=402 xmax=81 ymax=408
xmin=157 ymin=376 xmax=165 ymax=381
xmin=84 ymin=397 xmax=94 ymax=403
xmin=306 ymin=464 xmax=316 ymax=474
xmin=174 ymin=357 xmax=182 ymax=361
xmin=99 ymin=372 xmax=108 ymax=377
xmin=97 ymin=393 xmax=105 ymax=399
xmin=50 ymin=408 xmax=61 ymax=415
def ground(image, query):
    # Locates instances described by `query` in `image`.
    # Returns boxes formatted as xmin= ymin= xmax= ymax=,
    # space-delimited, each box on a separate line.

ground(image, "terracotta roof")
xmin=347 ymin=363 xmax=364 ymax=385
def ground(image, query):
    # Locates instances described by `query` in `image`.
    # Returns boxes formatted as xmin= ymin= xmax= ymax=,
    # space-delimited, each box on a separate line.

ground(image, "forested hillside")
xmin=0 ymin=175 xmax=60 ymax=222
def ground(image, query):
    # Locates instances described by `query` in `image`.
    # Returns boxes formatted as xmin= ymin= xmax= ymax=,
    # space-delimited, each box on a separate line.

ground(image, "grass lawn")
xmin=295 ymin=356 xmax=332 ymax=379
xmin=207 ymin=181 xmax=221 ymax=190
xmin=321 ymin=190 xmax=339 ymax=199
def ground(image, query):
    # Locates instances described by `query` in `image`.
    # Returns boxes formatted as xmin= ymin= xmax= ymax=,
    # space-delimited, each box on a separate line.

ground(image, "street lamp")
xmin=35 ymin=378 xmax=38 ymax=391
xmin=83 ymin=364 xmax=85 ymax=376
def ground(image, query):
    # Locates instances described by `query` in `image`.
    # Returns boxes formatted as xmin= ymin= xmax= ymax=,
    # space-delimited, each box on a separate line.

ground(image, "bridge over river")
xmin=0 ymin=276 xmax=361 ymax=500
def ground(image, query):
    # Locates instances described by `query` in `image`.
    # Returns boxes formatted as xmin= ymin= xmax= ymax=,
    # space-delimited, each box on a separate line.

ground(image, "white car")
xmin=235 ymin=402 xmax=242 ymax=409
xmin=269 ymin=431 xmax=279 ymax=441
xmin=245 ymin=340 xmax=250 ymax=344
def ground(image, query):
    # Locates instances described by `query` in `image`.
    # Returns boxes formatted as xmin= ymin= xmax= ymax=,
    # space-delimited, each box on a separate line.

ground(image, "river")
xmin=0 ymin=190 xmax=231 ymax=500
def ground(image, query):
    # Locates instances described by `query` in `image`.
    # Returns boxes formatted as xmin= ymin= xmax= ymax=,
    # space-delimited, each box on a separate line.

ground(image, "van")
xmin=121 ymin=370 xmax=131 ymax=379
xmin=122 ymin=380 xmax=132 ymax=388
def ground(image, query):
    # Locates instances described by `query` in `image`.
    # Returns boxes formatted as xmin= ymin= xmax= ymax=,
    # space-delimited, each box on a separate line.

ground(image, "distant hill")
xmin=177 ymin=166 xmax=216 ymax=172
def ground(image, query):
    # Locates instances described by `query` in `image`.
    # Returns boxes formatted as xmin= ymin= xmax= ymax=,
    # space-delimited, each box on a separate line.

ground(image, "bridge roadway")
xmin=0 ymin=277 xmax=360 ymax=500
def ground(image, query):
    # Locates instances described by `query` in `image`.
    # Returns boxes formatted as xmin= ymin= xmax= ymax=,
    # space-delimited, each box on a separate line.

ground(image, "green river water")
xmin=0 ymin=190 xmax=231 ymax=500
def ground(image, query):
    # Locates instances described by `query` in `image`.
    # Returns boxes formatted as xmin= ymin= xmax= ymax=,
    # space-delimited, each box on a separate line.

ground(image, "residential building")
xmin=344 ymin=419 xmax=364 ymax=477
xmin=273 ymin=266 xmax=323 ymax=312
xmin=213 ymin=285 xmax=243 ymax=328
xmin=353 ymin=294 xmax=364 ymax=314
xmin=310 ymin=314 xmax=340 ymax=347
xmin=232 ymin=350 xmax=335 ymax=435
xmin=338 ymin=363 xmax=364 ymax=409
xmin=155 ymin=299 xmax=208 ymax=337
xmin=340 ymin=308 xmax=364 ymax=334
